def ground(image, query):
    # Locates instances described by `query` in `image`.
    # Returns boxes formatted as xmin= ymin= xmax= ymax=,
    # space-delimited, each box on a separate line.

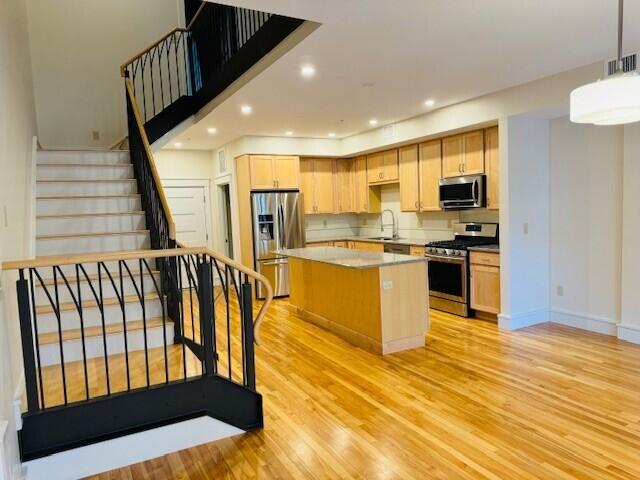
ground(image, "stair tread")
xmin=36 ymin=269 xmax=160 ymax=287
xmin=37 ymin=229 xmax=149 ymax=240
xmin=37 ymin=163 xmax=132 ymax=168
xmin=37 ymin=194 xmax=141 ymax=200
xmin=39 ymin=148 xmax=129 ymax=153
xmin=38 ymin=317 xmax=172 ymax=345
xmin=37 ymin=211 xmax=145 ymax=219
xmin=36 ymin=292 xmax=160 ymax=315
xmin=37 ymin=179 xmax=136 ymax=183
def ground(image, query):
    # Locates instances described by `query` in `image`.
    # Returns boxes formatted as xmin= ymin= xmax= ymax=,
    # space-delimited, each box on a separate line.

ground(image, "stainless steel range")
xmin=425 ymin=222 xmax=498 ymax=317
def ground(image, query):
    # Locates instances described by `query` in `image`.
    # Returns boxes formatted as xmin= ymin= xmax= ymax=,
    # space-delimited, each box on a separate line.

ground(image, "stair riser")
xmin=38 ymin=151 xmax=130 ymax=165
xmin=37 ymin=165 xmax=134 ymax=181
xmin=36 ymin=196 xmax=142 ymax=215
xmin=36 ymin=214 xmax=146 ymax=236
xmin=36 ymin=232 xmax=150 ymax=256
xmin=37 ymin=181 xmax=138 ymax=196
xmin=33 ymin=273 xmax=161 ymax=306
xmin=38 ymin=323 xmax=174 ymax=367
xmin=36 ymin=298 xmax=165 ymax=334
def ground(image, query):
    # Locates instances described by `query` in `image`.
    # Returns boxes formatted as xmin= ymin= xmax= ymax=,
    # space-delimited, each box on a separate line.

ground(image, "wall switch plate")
xmin=92 ymin=130 xmax=100 ymax=141
xmin=2 ymin=205 xmax=7 ymax=228
xmin=383 ymin=280 xmax=393 ymax=290
xmin=556 ymin=286 xmax=564 ymax=296
xmin=523 ymin=222 xmax=529 ymax=235
xmin=322 ymin=219 xmax=327 ymax=227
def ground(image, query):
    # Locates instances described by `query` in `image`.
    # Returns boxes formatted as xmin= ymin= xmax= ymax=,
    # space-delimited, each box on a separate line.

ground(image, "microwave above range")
xmin=439 ymin=174 xmax=486 ymax=210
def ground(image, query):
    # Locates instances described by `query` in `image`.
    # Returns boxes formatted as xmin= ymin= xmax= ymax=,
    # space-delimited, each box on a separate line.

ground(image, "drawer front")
xmin=470 ymin=251 xmax=500 ymax=267
xmin=333 ymin=240 xmax=347 ymax=248
xmin=307 ymin=241 xmax=333 ymax=247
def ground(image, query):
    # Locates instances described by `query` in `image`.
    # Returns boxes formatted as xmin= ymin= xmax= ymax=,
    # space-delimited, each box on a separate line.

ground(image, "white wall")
xmin=499 ymin=115 xmax=550 ymax=329
xmin=549 ymin=117 xmax=623 ymax=334
xmin=0 ymin=0 xmax=38 ymax=476
xmin=26 ymin=0 xmax=182 ymax=149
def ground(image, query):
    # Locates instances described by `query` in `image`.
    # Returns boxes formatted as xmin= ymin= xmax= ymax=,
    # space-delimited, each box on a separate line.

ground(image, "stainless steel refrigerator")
xmin=251 ymin=191 xmax=305 ymax=299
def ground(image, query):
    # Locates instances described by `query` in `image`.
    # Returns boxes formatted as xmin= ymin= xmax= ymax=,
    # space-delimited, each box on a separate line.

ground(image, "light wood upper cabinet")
xmin=442 ymin=131 xmax=485 ymax=178
xmin=485 ymin=127 xmax=499 ymax=210
xmin=462 ymin=131 xmax=484 ymax=175
xmin=399 ymin=145 xmax=420 ymax=211
xmin=367 ymin=149 xmax=399 ymax=184
xmin=354 ymin=156 xmax=381 ymax=214
xmin=419 ymin=140 xmax=442 ymax=211
xmin=335 ymin=159 xmax=354 ymax=213
xmin=249 ymin=155 xmax=300 ymax=189
xmin=301 ymin=158 xmax=335 ymax=214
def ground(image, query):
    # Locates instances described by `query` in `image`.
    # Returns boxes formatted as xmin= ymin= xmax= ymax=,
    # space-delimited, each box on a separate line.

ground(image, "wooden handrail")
xmin=124 ymin=77 xmax=176 ymax=240
xmin=2 ymin=245 xmax=274 ymax=345
xmin=120 ymin=2 xmax=207 ymax=77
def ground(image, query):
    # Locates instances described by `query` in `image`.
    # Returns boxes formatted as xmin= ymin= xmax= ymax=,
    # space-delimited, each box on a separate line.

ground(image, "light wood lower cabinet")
xmin=409 ymin=246 xmax=425 ymax=256
xmin=307 ymin=241 xmax=334 ymax=247
xmin=470 ymin=252 xmax=500 ymax=314
xmin=351 ymin=241 xmax=384 ymax=252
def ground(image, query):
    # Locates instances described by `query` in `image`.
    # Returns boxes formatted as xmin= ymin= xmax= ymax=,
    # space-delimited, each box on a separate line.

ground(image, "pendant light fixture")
xmin=570 ymin=0 xmax=640 ymax=125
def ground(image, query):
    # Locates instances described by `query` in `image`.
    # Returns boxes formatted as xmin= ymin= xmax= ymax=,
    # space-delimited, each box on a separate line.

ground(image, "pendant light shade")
xmin=570 ymin=73 xmax=640 ymax=125
xmin=570 ymin=0 xmax=640 ymax=126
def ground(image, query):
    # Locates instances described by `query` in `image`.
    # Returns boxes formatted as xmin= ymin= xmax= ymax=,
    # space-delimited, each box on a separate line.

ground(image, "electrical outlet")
xmin=92 ymin=130 xmax=100 ymax=141
xmin=383 ymin=280 xmax=393 ymax=290
xmin=322 ymin=219 xmax=327 ymax=227
xmin=523 ymin=222 xmax=529 ymax=235
xmin=556 ymin=286 xmax=564 ymax=297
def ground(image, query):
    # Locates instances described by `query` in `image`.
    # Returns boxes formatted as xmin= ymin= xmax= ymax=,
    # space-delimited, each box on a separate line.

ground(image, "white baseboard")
xmin=24 ymin=416 xmax=243 ymax=480
xmin=550 ymin=309 xmax=618 ymax=336
xmin=617 ymin=323 xmax=640 ymax=345
xmin=498 ymin=308 xmax=548 ymax=330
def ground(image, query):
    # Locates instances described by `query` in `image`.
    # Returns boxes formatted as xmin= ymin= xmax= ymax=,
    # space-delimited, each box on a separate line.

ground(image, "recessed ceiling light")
xmin=240 ymin=105 xmax=252 ymax=115
xmin=424 ymin=99 xmax=435 ymax=108
xmin=369 ymin=119 xmax=378 ymax=126
xmin=173 ymin=142 xmax=182 ymax=148
xmin=328 ymin=132 xmax=336 ymax=138
xmin=285 ymin=131 xmax=293 ymax=136
xmin=207 ymin=127 xmax=217 ymax=134
xmin=300 ymin=65 xmax=315 ymax=78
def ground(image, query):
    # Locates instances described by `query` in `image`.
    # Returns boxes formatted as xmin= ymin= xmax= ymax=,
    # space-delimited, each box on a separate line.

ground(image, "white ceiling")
xmin=168 ymin=0 xmax=640 ymax=150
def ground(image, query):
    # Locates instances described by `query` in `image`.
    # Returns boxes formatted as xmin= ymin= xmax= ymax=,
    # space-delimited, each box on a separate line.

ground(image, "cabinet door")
xmin=462 ymin=131 xmax=484 ymax=175
xmin=300 ymin=158 xmax=315 ymax=214
xmin=249 ymin=155 xmax=275 ymax=189
xmin=442 ymin=136 xmax=463 ymax=178
xmin=335 ymin=159 xmax=354 ymax=213
xmin=352 ymin=241 xmax=384 ymax=252
xmin=409 ymin=246 xmax=425 ymax=256
xmin=419 ymin=140 xmax=442 ymax=211
xmin=354 ymin=156 xmax=381 ymax=213
xmin=399 ymin=145 xmax=420 ymax=211
xmin=485 ymin=127 xmax=499 ymax=210
xmin=382 ymin=149 xmax=399 ymax=181
xmin=470 ymin=264 xmax=500 ymax=314
xmin=274 ymin=156 xmax=300 ymax=189
xmin=313 ymin=158 xmax=336 ymax=214
xmin=367 ymin=152 xmax=383 ymax=183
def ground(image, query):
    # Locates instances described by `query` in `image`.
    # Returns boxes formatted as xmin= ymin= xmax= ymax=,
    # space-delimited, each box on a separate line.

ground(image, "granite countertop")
xmin=467 ymin=244 xmax=500 ymax=253
xmin=307 ymin=236 xmax=428 ymax=247
xmin=275 ymin=247 xmax=426 ymax=269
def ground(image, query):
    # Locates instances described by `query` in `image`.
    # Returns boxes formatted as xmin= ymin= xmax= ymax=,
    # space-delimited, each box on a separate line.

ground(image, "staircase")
xmin=34 ymin=150 xmax=172 ymax=367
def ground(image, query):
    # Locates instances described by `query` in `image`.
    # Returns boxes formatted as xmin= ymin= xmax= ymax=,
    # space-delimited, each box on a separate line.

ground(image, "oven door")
xmin=439 ymin=175 xmax=485 ymax=209
xmin=426 ymin=254 xmax=467 ymax=303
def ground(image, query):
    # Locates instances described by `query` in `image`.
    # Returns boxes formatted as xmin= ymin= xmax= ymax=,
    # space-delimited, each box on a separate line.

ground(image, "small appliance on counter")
xmin=251 ymin=190 xmax=305 ymax=299
xmin=425 ymin=222 xmax=498 ymax=317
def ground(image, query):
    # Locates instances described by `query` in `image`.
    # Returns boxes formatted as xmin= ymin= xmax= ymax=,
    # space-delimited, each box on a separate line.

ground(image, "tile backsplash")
xmin=305 ymin=184 xmax=499 ymax=243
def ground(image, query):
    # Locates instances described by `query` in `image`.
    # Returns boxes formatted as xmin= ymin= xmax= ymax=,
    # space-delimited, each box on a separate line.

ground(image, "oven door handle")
xmin=425 ymin=254 xmax=466 ymax=264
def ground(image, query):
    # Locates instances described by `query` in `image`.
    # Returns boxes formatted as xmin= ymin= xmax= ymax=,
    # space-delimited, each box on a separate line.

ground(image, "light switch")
xmin=523 ymin=222 xmax=529 ymax=235
xmin=556 ymin=286 xmax=564 ymax=297
xmin=383 ymin=280 xmax=393 ymax=290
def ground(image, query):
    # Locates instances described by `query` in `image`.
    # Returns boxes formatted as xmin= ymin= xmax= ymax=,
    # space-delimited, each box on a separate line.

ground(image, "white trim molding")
xmin=498 ymin=308 xmax=548 ymax=330
xmin=617 ymin=323 xmax=640 ymax=344
xmin=550 ymin=309 xmax=619 ymax=336
xmin=0 ymin=420 xmax=9 ymax=480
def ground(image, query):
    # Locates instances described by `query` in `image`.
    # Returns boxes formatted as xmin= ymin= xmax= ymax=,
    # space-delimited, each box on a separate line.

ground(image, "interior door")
xmin=165 ymin=186 xmax=208 ymax=247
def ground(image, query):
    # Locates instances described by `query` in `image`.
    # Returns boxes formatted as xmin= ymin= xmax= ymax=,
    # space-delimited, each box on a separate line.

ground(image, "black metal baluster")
xmin=27 ymin=269 xmax=45 ymax=409
xmin=225 ymin=264 xmax=232 ymax=380
xmin=119 ymin=261 xmax=131 ymax=391
xmin=73 ymin=265 xmax=90 ymax=401
xmin=178 ymin=256 xmax=188 ymax=380
xmin=198 ymin=259 xmax=215 ymax=376
xmin=96 ymin=263 xmax=111 ymax=395
xmin=18 ymin=269 xmax=40 ymax=412
xmin=241 ymin=276 xmax=256 ymax=390
xmin=139 ymin=259 xmax=150 ymax=387
xmin=210 ymin=259 xmax=218 ymax=374
xmin=52 ymin=267 xmax=68 ymax=405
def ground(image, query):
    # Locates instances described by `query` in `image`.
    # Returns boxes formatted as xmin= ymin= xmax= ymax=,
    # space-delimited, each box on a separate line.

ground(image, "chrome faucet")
xmin=380 ymin=209 xmax=399 ymax=239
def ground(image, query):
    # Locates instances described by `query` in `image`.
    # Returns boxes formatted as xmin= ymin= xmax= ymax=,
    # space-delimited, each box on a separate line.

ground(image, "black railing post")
xmin=198 ymin=260 xmax=215 ymax=376
xmin=16 ymin=270 xmax=40 ymax=413
xmin=241 ymin=279 xmax=256 ymax=391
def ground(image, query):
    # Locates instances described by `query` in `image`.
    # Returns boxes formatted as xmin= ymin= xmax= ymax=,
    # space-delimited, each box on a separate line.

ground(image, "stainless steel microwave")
xmin=439 ymin=175 xmax=486 ymax=210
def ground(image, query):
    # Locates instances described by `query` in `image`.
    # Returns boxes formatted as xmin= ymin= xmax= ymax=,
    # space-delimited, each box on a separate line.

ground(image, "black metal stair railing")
xmin=4 ymin=247 xmax=272 ymax=461
xmin=120 ymin=1 xmax=305 ymax=144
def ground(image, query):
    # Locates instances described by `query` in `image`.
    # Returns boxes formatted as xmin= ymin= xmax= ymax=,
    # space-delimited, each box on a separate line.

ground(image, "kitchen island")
xmin=275 ymin=247 xmax=428 ymax=354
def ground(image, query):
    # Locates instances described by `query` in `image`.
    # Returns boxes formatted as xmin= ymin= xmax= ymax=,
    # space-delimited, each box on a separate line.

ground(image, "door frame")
xmin=161 ymin=178 xmax=213 ymax=249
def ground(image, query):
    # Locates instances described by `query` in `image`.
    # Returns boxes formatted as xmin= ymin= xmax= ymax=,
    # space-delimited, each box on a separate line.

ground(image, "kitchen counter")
xmin=306 ymin=237 xmax=428 ymax=247
xmin=275 ymin=247 xmax=425 ymax=269
xmin=467 ymin=244 xmax=500 ymax=253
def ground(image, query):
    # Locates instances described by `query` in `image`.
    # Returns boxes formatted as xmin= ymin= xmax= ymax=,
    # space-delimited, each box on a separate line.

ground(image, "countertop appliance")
xmin=439 ymin=174 xmax=486 ymax=210
xmin=251 ymin=190 xmax=304 ymax=299
xmin=425 ymin=222 xmax=498 ymax=316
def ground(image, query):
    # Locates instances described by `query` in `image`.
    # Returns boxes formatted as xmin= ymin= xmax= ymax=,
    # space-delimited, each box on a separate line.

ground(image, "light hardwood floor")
xmin=82 ymin=301 xmax=640 ymax=479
